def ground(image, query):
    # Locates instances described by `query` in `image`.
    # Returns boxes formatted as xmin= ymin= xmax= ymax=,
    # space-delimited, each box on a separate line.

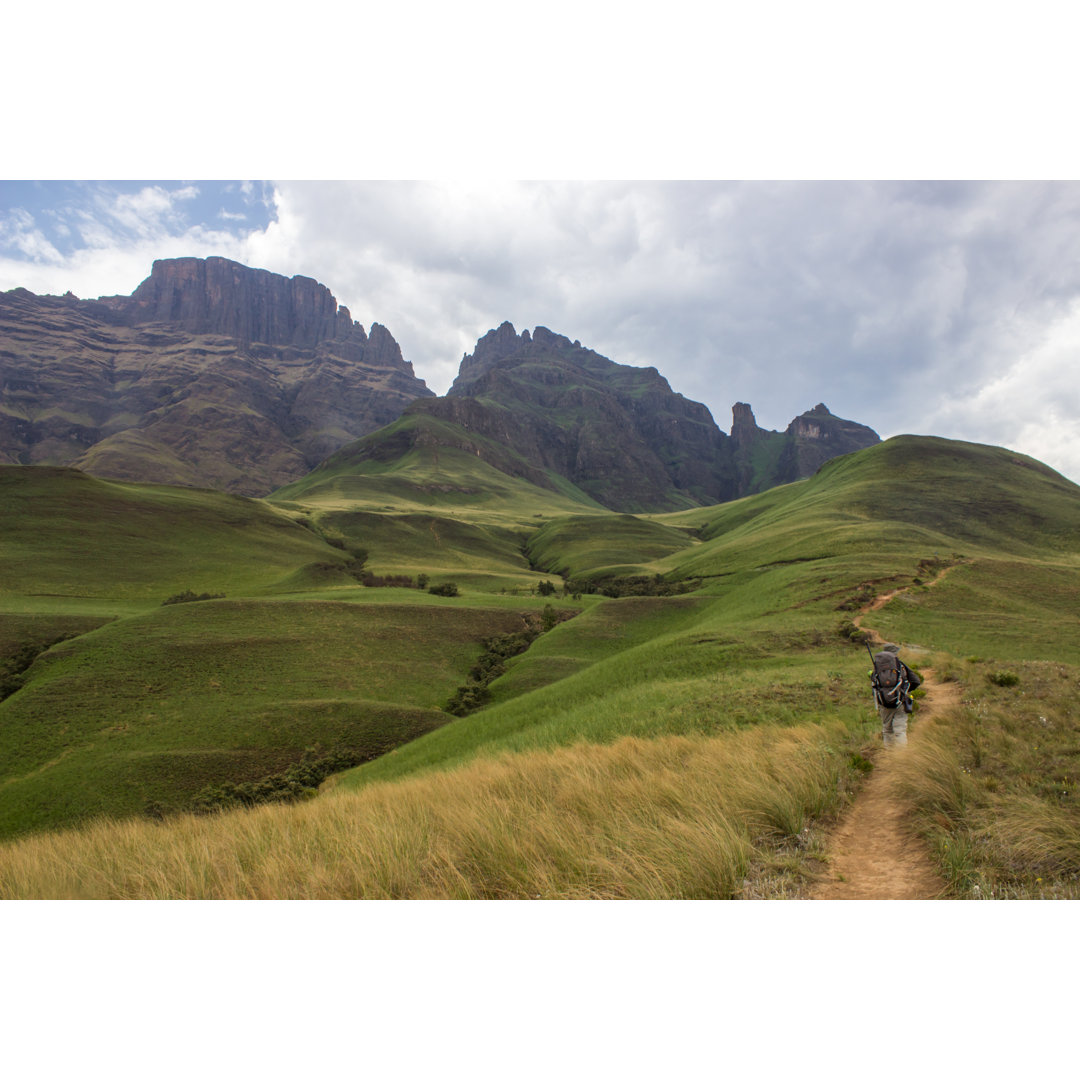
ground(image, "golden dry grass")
xmin=0 ymin=721 xmax=853 ymax=900
xmin=886 ymin=662 xmax=1080 ymax=898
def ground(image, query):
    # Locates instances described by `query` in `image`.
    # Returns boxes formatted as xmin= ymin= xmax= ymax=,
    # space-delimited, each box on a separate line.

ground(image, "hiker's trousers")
xmin=878 ymin=703 xmax=907 ymax=747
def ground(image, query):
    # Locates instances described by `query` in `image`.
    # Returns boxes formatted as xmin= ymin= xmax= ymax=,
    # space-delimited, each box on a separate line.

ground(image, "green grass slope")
xmin=524 ymin=514 xmax=698 ymax=581
xmin=5 ymin=434 xmax=1080 ymax=899
xmin=0 ymin=465 xmax=349 ymax=608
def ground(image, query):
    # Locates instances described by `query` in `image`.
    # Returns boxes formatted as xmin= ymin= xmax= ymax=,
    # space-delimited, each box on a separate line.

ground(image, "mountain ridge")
xmin=2 ymin=258 xmax=878 ymax=510
xmin=351 ymin=320 xmax=880 ymax=512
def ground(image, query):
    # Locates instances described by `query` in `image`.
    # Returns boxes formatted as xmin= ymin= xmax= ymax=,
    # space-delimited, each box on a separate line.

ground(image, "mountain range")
xmin=1 ymin=257 xmax=879 ymax=509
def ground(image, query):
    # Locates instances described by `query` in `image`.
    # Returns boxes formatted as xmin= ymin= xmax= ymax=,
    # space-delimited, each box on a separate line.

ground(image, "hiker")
xmin=869 ymin=643 xmax=922 ymax=747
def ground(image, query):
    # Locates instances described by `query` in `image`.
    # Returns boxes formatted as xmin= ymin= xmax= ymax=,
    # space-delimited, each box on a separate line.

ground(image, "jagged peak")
xmin=731 ymin=402 xmax=762 ymax=443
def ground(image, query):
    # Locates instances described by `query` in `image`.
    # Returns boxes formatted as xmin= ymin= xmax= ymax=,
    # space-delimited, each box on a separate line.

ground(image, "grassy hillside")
xmin=2 ymin=435 xmax=1080 ymax=897
xmin=524 ymin=514 xmax=698 ymax=582
xmin=270 ymin=412 xmax=608 ymax=523
xmin=0 ymin=597 xmax=544 ymax=838
xmin=656 ymin=436 xmax=1080 ymax=581
xmin=0 ymin=465 xmax=349 ymax=607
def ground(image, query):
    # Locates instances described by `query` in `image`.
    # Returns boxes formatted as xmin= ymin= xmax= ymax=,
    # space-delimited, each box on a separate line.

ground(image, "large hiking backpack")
xmin=870 ymin=651 xmax=906 ymax=709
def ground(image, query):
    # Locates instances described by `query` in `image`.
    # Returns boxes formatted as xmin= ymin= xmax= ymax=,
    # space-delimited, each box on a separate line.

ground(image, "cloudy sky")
xmin=4 ymin=178 xmax=1080 ymax=483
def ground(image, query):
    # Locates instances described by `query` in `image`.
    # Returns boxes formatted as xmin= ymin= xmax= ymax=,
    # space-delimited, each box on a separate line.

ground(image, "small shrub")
xmin=987 ymin=670 xmax=1020 ymax=688
xmin=537 ymin=580 xmax=557 ymax=597
xmin=429 ymin=582 xmax=460 ymax=597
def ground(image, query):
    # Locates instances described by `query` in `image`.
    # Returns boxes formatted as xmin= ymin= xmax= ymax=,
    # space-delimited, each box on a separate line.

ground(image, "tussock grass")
xmin=0 ymin=722 xmax=855 ymax=899
xmin=888 ymin=660 xmax=1080 ymax=898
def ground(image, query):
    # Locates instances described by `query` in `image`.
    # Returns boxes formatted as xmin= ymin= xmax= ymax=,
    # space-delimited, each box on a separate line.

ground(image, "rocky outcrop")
xmin=730 ymin=402 xmax=763 ymax=445
xmin=0 ymin=260 xmax=432 ymax=495
xmin=783 ymin=403 xmax=881 ymax=478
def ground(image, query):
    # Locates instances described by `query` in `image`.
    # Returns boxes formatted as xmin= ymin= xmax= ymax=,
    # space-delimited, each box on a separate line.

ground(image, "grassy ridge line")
xmin=0 ymin=721 xmax=860 ymax=899
xmin=653 ymin=436 xmax=1080 ymax=583
xmin=524 ymin=514 xmax=696 ymax=580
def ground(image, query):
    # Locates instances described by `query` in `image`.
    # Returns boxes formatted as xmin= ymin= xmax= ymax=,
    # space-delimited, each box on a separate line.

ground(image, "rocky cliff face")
xmin=363 ymin=323 xmax=879 ymax=513
xmin=100 ymin=257 xmax=362 ymax=347
xmin=0 ymin=259 xmax=432 ymax=495
xmin=433 ymin=322 xmax=734 ymax=511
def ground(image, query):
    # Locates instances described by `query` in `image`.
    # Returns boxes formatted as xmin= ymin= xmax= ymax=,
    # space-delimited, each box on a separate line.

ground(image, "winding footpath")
xmin=810 ymin=579 xmax=957 ymax=900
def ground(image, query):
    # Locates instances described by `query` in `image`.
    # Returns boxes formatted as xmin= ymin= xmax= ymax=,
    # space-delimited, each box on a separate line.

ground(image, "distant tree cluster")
xmin=161 ymin=590 xmax=225 ymax=606
xmin=359 ymin=573 xmax=458 ymax=596
xmin=565 ymin=574 xmax=702 ymax=598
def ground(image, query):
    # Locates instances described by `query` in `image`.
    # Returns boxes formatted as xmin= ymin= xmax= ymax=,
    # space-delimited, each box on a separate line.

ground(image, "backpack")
xmin=870 ymin=651 xmax=906 ymax=709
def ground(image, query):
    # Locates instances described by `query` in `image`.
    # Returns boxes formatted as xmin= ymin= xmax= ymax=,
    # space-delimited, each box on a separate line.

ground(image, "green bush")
xmin=987 ymin=670 xmax=1020 ymax=687
xmin=429 ymin=582 xmax=460 ymax=597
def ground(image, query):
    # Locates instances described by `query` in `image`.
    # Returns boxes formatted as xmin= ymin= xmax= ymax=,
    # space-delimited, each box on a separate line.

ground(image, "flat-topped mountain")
xmin=0 ymin=258 xmax=432 ymax=495
xmin=295 ymin=321 xmax=880 ymax=513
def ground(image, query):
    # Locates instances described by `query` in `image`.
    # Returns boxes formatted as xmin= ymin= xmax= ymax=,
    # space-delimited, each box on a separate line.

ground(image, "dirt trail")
xmin=810 ymin=573 xmax=958 ymax=900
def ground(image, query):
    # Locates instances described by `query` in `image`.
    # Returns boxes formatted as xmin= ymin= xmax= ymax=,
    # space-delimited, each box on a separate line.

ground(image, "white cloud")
xmin=0 ymin=208 xmax=64 ymax=262
xmin=923 ymin=299 xmax=1080 ymax=483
